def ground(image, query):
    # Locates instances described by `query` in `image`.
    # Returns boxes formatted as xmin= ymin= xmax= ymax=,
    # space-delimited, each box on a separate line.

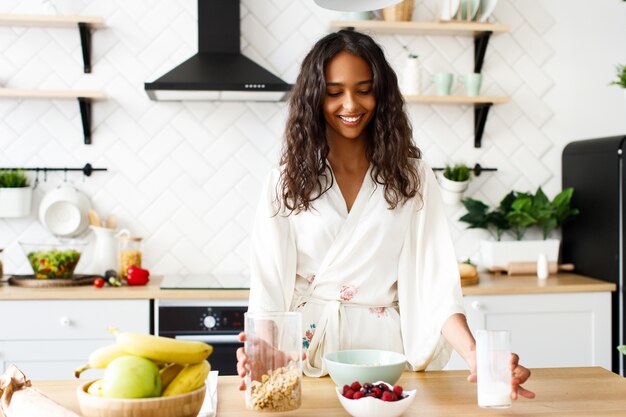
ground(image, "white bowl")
xmin=324 ymin=350 xmax=407 ymax=387
xmin=335 ymin=381 xmax=416 ymax=417
xmin=39 ymin=184 xmax=91 ymax=237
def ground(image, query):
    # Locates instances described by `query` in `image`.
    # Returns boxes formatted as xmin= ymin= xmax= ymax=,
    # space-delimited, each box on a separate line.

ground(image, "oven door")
xmin=176 ymin=335 xmax=242 ymax=376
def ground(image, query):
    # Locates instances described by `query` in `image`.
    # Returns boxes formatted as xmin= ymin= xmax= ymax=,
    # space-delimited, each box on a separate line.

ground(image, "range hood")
xmin=145 ymin=0 xmax=292 ymax=102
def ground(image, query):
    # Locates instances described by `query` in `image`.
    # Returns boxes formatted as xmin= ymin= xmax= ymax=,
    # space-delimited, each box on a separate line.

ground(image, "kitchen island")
xmin=34 ymin=367 xmax=626 ymax=416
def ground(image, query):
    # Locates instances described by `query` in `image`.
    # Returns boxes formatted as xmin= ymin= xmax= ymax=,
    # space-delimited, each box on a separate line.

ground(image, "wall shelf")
xmin=0 ymin=13 xmax=104 ymax=73
xmin=0 ymin=88 xmax=105 ymax=145
xmin=328 ymin=20 xmax=509 ymax=36
xmin=331 ymin=20 xmax=510 ymax=148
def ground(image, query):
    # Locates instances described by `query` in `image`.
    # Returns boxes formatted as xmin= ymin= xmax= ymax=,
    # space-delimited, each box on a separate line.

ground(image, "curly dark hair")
xmin=278 ymin=30 xmax=421 ymax=212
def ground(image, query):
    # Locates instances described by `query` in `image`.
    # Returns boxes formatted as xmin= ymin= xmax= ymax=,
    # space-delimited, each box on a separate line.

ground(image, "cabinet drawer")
xmin=0 ymin=300 xmax=149 ymax=340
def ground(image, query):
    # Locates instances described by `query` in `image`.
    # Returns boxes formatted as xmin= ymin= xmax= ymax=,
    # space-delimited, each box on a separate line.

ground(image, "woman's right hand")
xmin=236 ymin=332 xmax=248 ymax=391
xmin=236 ymin=331 xmax=307 ymax=391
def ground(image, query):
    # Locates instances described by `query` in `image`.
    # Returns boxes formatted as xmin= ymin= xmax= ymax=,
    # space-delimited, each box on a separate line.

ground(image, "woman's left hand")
xmin=466 ymin=352 xmax=535 ymax=400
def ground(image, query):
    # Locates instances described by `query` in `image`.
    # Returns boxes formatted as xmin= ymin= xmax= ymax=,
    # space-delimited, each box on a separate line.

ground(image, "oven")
xmin=155 ymin=299 xmax=247 ymax=376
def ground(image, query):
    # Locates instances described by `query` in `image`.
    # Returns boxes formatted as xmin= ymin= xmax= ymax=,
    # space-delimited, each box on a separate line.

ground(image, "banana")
xmin=159 ymin=363 xmax=184 ymax=390
xmin=74 ymin=344 xmax=128 ymax=378
xmin=111 ymin=328 xmax=212 ymax=365
xmin=162 ymin=360 xmax=211 ymax=397
xmin=87 ymin=379 xmax=104 ymax=396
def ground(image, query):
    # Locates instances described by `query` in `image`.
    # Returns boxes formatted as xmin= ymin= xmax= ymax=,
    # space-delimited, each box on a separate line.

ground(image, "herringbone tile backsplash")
xmin=0 ymin=0 xmax=578 ymax=276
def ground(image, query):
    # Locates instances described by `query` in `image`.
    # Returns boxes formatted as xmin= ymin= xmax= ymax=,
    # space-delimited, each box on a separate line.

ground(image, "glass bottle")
xmin=118 ymin=235 xmax=142 ymax=279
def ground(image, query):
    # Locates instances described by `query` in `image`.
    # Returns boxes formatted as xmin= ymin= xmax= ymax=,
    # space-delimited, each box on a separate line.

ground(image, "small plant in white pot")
xmin=0 ymin=170 xmax=32 ymax=218
xmin=459 ymin=187 xmax=579 ymax=271
xmin=439 ymin=163 xmax=471 ymax=205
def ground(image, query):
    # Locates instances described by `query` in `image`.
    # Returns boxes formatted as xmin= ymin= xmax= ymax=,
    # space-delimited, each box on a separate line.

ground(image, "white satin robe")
xmin=247 ymin=160 xmax=465 ymax=376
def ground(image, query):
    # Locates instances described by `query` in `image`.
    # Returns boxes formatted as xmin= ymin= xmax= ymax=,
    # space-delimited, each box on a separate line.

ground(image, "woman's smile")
xmin=323 ymin=51 xmax=376 ymax=142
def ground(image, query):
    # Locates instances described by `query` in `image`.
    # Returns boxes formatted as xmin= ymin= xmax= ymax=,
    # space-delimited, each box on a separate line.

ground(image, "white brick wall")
xmin=1 ymin=0 xmax=625 ymax=276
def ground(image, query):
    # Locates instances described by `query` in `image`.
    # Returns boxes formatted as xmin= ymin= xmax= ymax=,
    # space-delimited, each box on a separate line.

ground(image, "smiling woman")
xmin=237 ymin=29 xmax=534 ymax=402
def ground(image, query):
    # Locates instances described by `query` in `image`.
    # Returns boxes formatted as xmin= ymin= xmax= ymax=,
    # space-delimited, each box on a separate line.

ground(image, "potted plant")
xmin=439 ymin=163 xmax=471 ymax=205
xmin=0 ymin=170 xmax=32 ymax=218
xmin=459 ymin=187 xmax=579 ymax=270
xmin=609 ymin=64 xmax=626 ymax=99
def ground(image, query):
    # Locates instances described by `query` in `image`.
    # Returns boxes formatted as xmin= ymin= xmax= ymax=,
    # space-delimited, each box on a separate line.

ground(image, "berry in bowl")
xmin=336 ymin=380 xmax=416 ymax=417
xmin=323 ymin=349 xmax=407 ymax=387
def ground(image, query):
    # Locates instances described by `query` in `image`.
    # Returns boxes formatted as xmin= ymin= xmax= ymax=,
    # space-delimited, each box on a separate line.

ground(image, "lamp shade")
xmin=314 ymin=0 xmax=403 ymax=12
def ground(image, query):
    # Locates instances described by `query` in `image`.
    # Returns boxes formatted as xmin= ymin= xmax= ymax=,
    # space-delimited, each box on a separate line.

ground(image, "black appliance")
xmin=144 ymin=0 xmax=291 ymax=101
xmin=156 ymin=300 xmax=246 ymax=376
xmin=562 ymin=134 xmax=626 ymax=375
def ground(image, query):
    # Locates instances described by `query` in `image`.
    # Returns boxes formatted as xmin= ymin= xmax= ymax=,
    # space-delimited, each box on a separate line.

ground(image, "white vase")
xmin=438 ymin=176 xmax=469 ymax=205
xmin=0 ymin=187 xmax=32 ymax=218
xmin=480 ymin=239 xmax=561 ymax=270
xmin=401 ymin=57 xmax=420 ymax=96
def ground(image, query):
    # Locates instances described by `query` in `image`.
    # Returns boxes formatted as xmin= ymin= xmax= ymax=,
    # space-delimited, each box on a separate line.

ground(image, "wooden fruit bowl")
xmin=77 ymin=380 xmax=205 ymax=417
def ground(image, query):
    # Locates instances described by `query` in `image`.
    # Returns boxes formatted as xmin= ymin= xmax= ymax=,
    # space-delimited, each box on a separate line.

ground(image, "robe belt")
xmin=298 ymin=294 xmax=398 ymax=377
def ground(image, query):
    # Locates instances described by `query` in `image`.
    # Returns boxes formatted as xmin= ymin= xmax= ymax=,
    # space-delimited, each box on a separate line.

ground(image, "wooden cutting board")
xmin=8 ymin=275 xmax=99 ymax=287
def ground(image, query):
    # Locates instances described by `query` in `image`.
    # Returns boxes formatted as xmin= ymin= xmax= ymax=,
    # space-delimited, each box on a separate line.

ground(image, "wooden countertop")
xmin=35 ymin=367 xmax=626 ymax=416
xmin=0 ymin=273 xmax=615 ymax=301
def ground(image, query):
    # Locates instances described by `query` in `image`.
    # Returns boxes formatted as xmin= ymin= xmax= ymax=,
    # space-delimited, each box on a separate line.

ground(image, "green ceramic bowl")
xmin=324 ymin=350 xmax=407 ymax=387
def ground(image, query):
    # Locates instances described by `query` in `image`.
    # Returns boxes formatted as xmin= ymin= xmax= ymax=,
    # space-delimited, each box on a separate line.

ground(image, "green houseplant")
xmin=459 ymin=187 xmax=579 ymax=270
xmin=609 ymin=64 xmax=626 ymax=88
xmin=439 ymin=163 xmax=472 ymax=205
xmin=0 ymin=170 xmax=32 ymax=218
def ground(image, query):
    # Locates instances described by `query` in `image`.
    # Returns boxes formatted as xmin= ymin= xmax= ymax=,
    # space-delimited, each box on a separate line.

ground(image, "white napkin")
xmin=198 ymin=371 xmax=219 ymax=417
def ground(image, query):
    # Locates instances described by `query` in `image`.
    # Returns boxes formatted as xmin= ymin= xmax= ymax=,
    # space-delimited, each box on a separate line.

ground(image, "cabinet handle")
xmin=471 ymin=301 xmax=482 ymax=311
xmin=59 ymin=316 xmax=72 ymax=326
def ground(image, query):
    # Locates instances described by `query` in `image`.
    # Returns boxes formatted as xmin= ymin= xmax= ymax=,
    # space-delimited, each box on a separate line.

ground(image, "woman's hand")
xmin=510 ymin=353 xmax=535 ymax=400
xmin=466 ymin=351 xmax=535 ymax=400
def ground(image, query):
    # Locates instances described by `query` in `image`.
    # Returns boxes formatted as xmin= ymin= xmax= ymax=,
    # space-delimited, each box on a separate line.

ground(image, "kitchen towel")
xmin=198 ymin=370 xmax=219 ymax=417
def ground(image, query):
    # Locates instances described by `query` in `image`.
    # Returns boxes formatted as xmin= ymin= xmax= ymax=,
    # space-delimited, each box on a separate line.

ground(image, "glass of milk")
xmin=476 ymin=330 xmax=512 ymax=408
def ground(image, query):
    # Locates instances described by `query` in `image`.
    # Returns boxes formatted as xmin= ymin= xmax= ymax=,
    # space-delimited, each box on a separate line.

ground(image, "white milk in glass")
xmin=476 ymin=330 xmax=512 ymax=408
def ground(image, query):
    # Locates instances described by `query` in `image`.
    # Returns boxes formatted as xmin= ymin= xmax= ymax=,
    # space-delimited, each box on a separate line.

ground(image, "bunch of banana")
xmin=76 ymin=328 xmax=213 ymax=398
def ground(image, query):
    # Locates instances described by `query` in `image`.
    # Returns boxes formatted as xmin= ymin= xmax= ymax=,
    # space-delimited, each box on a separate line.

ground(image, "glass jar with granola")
xmin=244 ymin=312 xmax=302 ymax=412
xmin=118 ymin=235 xmax=142 ymax=279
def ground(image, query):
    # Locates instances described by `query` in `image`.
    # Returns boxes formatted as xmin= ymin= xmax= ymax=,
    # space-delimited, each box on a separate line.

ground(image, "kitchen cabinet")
xmin=0 ymin=13 xmax=105 ymax=144
xmin=328 ymin=20 xmax=510 ymax=147
xmin=0 ymin=299 xmax=150 ymax=380
xmin=444 ymin=291 xmax=612 ymax=370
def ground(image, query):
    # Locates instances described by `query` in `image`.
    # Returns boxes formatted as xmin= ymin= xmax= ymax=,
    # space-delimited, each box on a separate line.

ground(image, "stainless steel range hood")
xmin=145 ymin=0 xmax=292 ymax=102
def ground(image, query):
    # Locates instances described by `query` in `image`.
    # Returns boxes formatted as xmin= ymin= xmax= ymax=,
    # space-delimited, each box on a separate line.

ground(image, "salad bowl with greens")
xmin=19 ymin=241 xmax=87 ymax=279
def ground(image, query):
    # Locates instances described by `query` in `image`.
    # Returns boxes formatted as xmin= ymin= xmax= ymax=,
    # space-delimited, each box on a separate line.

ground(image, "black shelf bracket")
xmin=433 ymin=163 xmax=497 ymax=176
xmin=78 ymin=22 xmax=93 ymax=73
xmin=77 ymin=97 xmax=93 ymax=145
xmin=474 ymin=103 xmax=493 ymax=148
xmin=474 ymin=31 xmax=492 ymax=73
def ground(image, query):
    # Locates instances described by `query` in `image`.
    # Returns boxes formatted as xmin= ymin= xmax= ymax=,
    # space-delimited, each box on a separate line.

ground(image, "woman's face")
xmin=322 ymin=51 xmax=376 ymax=143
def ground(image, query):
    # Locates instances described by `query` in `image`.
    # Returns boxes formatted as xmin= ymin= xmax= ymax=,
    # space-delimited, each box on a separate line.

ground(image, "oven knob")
xmin=203 ymin=316 xmax=217 ymax=329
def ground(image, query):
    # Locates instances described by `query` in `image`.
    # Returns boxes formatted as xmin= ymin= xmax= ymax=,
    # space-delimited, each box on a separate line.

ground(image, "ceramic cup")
xmin=459 ymin=73 xmax=483 ymax=96
xmin=476 ymin=330 xmax=512 ymax=409
xmin=433 ymin=72 xmax=453 ymax=96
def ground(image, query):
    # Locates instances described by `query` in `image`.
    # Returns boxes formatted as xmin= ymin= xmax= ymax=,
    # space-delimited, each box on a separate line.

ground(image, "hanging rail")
xmin=0 ymin=163 xmax=107 ymax=177
xmin=432 ymin=163 xmax=497 ymax=177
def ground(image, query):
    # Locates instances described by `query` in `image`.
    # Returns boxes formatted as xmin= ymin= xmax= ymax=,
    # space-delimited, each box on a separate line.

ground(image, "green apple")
xmin=102 ymin=355 xmax=161 ymax=398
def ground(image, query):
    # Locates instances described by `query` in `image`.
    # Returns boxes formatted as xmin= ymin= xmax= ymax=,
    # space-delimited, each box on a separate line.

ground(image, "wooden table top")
xmin=35 ymin=367 xmax=626 ymax=416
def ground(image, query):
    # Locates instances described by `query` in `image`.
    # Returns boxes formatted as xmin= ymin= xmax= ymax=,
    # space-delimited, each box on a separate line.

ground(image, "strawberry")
xmin=343 ymin=389 xmax=355 ymax=399
xmin=352 ymin=391 xmax=365 ymax=400
xmin=342 ymin=385 xmax=351 ymax=395
xmin=393 ymin=385 xmax=403 ymax=397
xmin=350 ymin=381 xmax=362 ymax=392
xmin=371 ymin=387 xmax=382 ymax=398
xmin=381 ymin=391 xmax=394 ymax=402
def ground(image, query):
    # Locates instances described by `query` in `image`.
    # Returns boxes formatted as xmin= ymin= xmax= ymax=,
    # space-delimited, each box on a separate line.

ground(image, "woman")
xmin=237 ymin=30 xmax=534 ymax=400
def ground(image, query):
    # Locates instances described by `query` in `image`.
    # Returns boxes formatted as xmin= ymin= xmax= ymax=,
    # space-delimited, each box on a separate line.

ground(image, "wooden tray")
xmin=8 ymin=274 xmax=100 ymax=287
xmin=460 ymin=276 xmax=479 ymax=286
